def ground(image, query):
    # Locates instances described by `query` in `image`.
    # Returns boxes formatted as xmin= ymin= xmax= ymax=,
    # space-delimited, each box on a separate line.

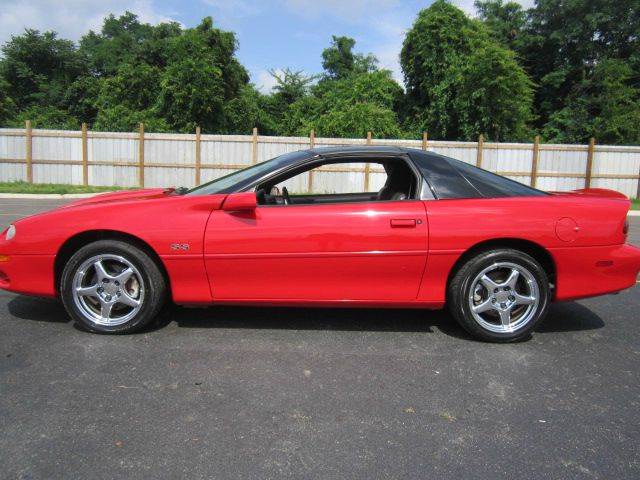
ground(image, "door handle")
xmin=390 ymin=218 xmax=417 ymax=228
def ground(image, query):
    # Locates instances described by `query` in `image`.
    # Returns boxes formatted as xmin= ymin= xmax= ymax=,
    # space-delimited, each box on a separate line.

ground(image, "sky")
xmin=0 ymin=0 xmax=534 ymax=92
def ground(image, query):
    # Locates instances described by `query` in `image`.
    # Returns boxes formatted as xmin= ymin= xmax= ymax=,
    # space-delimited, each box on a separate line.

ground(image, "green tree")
xmin=475 ymin=0 xmax=527 ymax=50
xmin=283 ymin=69 xmax=402 ymax=138
xmin=223 ymin=85 xmax=277 ymax=134
xmin=0 ymin=29 xmax=86 ymax=110
xmin=321 ymin=36 xmax=377 ymax=80
xmin=401 ymin=0 xmax=533 ymax=141
xmin=8 ymin=105 xmax=79 ymax=129
xmin=518 ymin=0 xmax=640 ymax=129
xmin=0 ymin=79 xmax=17 ymax=126
xmin=542 ymin=59 xmax=640 ymax=145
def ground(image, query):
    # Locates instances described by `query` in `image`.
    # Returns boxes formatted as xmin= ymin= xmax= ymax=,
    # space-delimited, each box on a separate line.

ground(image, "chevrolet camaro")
xmin=1 ymin=146 xmax=639 ymax=342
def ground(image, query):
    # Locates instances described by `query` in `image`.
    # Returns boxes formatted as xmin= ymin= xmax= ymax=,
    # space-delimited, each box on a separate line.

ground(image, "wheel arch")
xmin=446 ymin=238 xmax=556 ymax=297
xmin=54 ymin=230 xmax=171 ymax=299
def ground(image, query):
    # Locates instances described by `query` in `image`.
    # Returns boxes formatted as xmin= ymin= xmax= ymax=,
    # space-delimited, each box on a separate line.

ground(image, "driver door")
xmin=203 ymin=159 xmax=428 ymax=302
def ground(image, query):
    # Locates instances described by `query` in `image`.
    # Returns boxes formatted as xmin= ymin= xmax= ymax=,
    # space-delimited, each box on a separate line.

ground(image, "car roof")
xmin=309 ymin=145 xmax=408 ymax=156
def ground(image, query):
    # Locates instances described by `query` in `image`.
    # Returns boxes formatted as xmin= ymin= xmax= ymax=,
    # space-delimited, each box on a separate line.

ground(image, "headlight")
xmin=5 ymin=225 xmax=15 ymax=241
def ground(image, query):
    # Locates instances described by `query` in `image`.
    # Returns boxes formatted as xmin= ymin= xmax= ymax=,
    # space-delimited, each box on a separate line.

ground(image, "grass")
xmin=0 ymin=181 xmax=129 ymax=195
xmin=632 ymin=198 xmax=639 ymax=210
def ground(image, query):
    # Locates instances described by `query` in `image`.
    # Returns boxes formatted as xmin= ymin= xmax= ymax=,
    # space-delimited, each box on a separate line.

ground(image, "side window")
xmin=257 ymin=158 xmax=418 ymax=205
xmin=275 ymin=162 xmax=387 ymax=195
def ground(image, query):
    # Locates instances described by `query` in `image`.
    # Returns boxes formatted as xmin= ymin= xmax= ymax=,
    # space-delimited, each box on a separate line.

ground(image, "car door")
xmin=203 ymin=200 xmax=428 ymax=302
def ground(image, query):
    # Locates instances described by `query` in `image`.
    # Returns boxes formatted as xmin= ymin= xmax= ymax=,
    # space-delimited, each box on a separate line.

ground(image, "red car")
xmin=1 ymin=146 xmax=638 ymax=341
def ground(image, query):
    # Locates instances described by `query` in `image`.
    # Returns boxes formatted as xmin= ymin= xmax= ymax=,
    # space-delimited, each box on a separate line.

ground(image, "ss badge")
xmin=170 ymin=243 xmax=190 ymax=251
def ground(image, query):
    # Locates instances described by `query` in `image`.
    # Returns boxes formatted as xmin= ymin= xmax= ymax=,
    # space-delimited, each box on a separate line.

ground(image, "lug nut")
xmin=491 ymin=298 xmax=496 ymax=303
xmin=114 ymin=281 xmax=119 ymax=286
xmin=102 ymin=278 xmax=109 ymax=283
xmin=105 ymin=294 xmax=112 ymax=301
xmin=494 ymin=288 xmax=499 ymax=293
xmin=500 ymin=303 xmax=506 ymax=308
xmin=509 ymin=295 xmax=515 ymax=301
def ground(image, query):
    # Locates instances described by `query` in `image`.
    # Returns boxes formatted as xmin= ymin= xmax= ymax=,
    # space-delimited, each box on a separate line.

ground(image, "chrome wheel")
xmin=72 ymin=254 xmax=145 ymax=327
xmin=468 ymin=262 xmax=539 ymax=334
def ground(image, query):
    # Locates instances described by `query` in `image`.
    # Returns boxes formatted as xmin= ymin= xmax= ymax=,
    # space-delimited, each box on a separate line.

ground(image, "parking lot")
xmin=1 ymin=199 xmax=639 ymax=479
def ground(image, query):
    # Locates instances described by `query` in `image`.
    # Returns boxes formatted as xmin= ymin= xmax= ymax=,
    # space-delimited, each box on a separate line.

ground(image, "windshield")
xmin=187 ymin=150 xmax=313 ymax=195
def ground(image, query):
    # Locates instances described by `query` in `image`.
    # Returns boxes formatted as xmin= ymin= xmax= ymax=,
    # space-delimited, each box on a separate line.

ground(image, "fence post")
xmin=585 ymin=137 xmax=595 ymax=189
xmin=81 ymin=123 xmax=88 ymax=186
xmin=422 ymin=131 xmax=428 ymax=151
xmin=25 ymin=120 xmax=33 ymax=183
xmin=308 ymin=129 xmax=315 ymax=192
xmin=195 ymin=126 xmax=201 ymax=186
xmin=476 ymin=134 xmax=484 ymax=168
xmin=251 ymin=127 xmax=258 ymax=164
xmin=138 ymin=123 xmax=145 ymax=188
xmin=364 ymin=131 xmax=372 ymax=191
xmin=530 ymin=135 xmax=540 ymax=188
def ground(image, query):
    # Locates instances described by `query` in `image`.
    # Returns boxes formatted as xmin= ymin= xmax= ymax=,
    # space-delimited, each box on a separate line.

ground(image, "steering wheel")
xmin=282 ymin=186 xmax=291 ymax=205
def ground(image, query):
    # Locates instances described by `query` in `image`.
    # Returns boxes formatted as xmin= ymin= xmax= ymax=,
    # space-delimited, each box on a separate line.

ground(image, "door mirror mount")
xmin=222 ymin=192 xmax=257 ymax=211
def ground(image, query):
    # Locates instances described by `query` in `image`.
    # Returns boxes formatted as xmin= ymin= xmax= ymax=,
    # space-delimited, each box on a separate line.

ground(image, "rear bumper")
xmin=552 ymin=243 xmax=640 ymax=301
xmin=0 ymin=254 xmax=56 ymax=297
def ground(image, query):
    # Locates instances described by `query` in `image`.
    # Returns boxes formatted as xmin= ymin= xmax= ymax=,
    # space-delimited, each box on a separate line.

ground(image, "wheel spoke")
xmin=114 ymin=267 xmax=134 ymax=284
xmin=93 ymin=260 xmax=110 ymax=281
xmin=514 ymin=293 xmax=536 ymax=305
xmin=480 ymin=274 xmax=500 ymax=292
xmin=472 ymin=298 xmax=494 ymax=314
xmin=100 ymin=301 xmax=113 ymax=320
xmin=498 ymin=308 xmax=512 ymax=328
xmin=117 ymin=291 xmax=140 ymax=308
xmin=503 ymin=268 xmax=520 ymax=289
xmin=76 ymin=284 xmax=98 ymax=297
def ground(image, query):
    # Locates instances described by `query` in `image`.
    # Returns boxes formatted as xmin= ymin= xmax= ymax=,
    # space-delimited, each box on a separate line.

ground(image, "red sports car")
xmin=1 ymin=146 xmax=638 ymax=341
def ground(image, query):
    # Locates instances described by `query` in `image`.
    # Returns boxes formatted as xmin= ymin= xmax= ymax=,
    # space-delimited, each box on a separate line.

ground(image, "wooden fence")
xmin=1 ymin=122 xmax=640 ymax=197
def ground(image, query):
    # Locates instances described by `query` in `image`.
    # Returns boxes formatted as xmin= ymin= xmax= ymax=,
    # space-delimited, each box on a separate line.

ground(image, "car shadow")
xmin=7 ymin=295 xmax=70 ymax=323
xmin=6 ymin=295 xmax=604 ymax=337
xmin=536 ymin=302 xmax=605 ymax=333
xmin=168 ymin=305 xmax=463 ymax=335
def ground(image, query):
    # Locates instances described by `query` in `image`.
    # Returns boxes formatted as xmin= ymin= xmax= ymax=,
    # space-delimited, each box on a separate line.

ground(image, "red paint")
xmin=0 ymin=187 xmax=639 ymax=309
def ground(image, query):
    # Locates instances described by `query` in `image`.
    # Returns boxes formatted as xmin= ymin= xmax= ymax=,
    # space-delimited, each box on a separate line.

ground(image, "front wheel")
xmin=60 ymin=240 xmax=167 ymax=334
xmin=448 ymin=249 xmax=550 ymax=342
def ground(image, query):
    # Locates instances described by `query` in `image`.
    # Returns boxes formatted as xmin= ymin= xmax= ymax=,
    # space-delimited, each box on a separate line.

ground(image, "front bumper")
xmin=0 ymin=254 xmax=57 ymax=297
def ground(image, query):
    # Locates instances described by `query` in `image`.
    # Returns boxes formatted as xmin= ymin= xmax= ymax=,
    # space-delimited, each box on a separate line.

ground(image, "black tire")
xmin=60 ymin=240 xmax=167 ymax=334
xmin=447 ymin=248 xmax=550 ymax=342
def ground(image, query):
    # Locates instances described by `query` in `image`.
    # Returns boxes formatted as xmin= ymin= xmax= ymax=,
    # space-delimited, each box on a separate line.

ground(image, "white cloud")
xmin=282 ymin=0 xmax=399 ymax=20
xmin=451 ymin=0 xmax=535 ymax=16
xmin=255 ymin=69 xmax=280 ymax=94
xmin=0 ymin=0 xmax=179 ymax=47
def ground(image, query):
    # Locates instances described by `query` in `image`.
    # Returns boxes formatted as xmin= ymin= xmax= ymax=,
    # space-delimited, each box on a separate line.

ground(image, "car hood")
xmin=61 ymin=188 xmax=177 ymax=208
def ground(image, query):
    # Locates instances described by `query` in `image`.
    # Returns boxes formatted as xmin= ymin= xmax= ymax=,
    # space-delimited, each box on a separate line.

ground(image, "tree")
xmin=475 ymin=0 xmax=527 ymax=50
xmin=0 ymin=79 xmax=17 ymax=126
xmin=518 ymin=0 xmax=640 ymax=129
xmin=222 ymin=85 xmax=277 ymax=134
xmin=8 ymin=105 xmax=79 ymax=129
xmin=542 ymin=59 xmax=640 ymax=145
xmin=283 ymin=69 xmax=402 ymax=138
xmin=400 ymin=0 xmax=533 ymax=141
xmin=321 ymin=36 xmax=377 ymax=80
xmin=0 ymin=30 xmax=86 ymax=111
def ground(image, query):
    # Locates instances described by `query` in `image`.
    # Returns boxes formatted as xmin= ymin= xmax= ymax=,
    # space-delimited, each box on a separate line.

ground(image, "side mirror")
xmin=222 ymin=192 xmax=257 ymax=211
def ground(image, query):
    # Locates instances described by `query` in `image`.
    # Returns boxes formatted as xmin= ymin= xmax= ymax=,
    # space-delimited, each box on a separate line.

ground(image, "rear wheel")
xmin=448 ymin=249 xmax=550 ymax=342
xmin=60 ymin=240 xmax=166 ymax=334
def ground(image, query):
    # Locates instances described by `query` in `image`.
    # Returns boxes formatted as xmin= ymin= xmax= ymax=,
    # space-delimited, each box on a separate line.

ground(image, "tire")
xmin=447 ymin=248 xmax=550 ymax=342
xmin=60 ymin=240 xmax=167 ymax=334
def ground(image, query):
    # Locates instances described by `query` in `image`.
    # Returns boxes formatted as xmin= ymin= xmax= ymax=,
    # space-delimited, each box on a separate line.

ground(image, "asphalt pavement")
xmin=1 ymin=199 xmax=639 ymax=479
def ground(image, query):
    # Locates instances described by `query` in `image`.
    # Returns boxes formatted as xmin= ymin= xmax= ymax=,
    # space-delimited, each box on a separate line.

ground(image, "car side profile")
xmin=1 ymin=146 xmax=639 ymax=342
